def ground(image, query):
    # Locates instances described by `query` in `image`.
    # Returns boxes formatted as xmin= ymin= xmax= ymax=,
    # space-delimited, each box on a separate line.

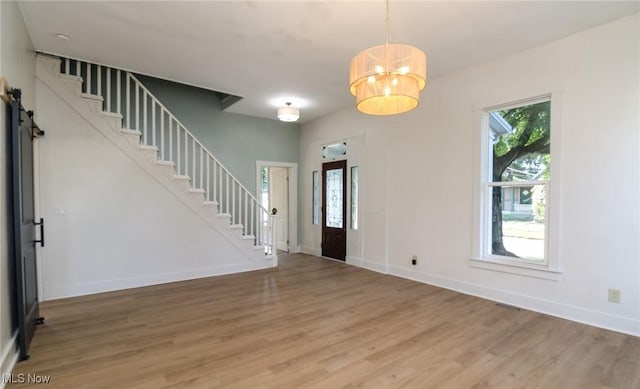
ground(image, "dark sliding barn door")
xmin=9 ymin=90 xmax=44 ymax=360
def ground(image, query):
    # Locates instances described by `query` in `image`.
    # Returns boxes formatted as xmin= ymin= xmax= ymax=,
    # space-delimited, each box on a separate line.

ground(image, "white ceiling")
xmin=19 ymin=1 xmax=639 ymax=123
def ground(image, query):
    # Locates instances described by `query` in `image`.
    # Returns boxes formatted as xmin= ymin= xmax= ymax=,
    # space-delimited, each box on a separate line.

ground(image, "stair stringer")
xmin=36 ymin=56 xmax=272 ymax=267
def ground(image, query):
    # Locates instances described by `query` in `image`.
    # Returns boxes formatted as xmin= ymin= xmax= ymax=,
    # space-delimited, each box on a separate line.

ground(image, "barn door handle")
xmin=33 ymin=218 xmax=44 ymax=247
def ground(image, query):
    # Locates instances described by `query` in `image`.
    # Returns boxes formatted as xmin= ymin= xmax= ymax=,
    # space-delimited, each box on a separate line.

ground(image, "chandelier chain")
xmin=385 ymin=0 xmax=390 ymax=45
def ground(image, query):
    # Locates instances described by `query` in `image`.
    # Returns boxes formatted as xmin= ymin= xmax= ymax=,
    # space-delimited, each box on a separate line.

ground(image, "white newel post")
xmin=271 ymin=215 xmax=278 ymax=267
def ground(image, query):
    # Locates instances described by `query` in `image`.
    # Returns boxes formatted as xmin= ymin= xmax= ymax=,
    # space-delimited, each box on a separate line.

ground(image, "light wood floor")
xmin=8 ymin=252 xmax=639 ymax=389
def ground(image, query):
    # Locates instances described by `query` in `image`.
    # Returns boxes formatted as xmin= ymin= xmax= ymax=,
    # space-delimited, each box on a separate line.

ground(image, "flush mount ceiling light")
xmin=349 ymin=0 xmax=427 ymax=115
xmin=277 ymin=102 xmax=300 ymax=122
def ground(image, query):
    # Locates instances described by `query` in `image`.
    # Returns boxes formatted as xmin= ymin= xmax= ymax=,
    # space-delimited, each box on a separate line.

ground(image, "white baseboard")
xmin=345 ymin=256 xmax=361 ymax=267
xmin=1 ymin=332 xmax=19 ymax=389
xmin=388 ymin=265 xmax=640 ymax=337
xmin=346 ymin=256 xmax=387 ymax=274
xmin=43 ymin=262 xmax=264 ymax=301
xmin=301 ymin=246 xmax=321 ymax=257
xmin=361 ymin=260 xmax=387 ymax=274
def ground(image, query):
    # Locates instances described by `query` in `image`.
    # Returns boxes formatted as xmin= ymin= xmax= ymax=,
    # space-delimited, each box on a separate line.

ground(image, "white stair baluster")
xmin=116 ymin=70 xmax=121 ymax=115
xmin=199 ymin=147 xmax=203 ymax=191
xmin=192 ymin=138 xmax=196 ymax=187
xmin=176 ymin=125 xmax=181 ymax=175
xmin=143 ymin=90 xmax=147 ymax=144
xmin=97 ymin=65 xmax=102 ymax=103
xmin=259 ymin=210 xmax=263 ymax=245
xmin=244 ymin=192 xmax=248 ymax=235
xmin=184 ymin=131 xmax=189 ymax=178
xmin=106 ymin=68 xmax=111 ymax=112
xmin=213 ymin=161 xmax=217 ymax=203
xmin=126 ymin=73 xmax=130 ymax=128
xmin=160 ymin=109 xmax=165 ymax=160
xmin=169 ymin=118 xmax=173 ymax=162
xmin=86 ymin=63 xmax=91 ymax=94
xmin=152 ymin=101 xmax=156 ymax=148
xmin=206 ymin=156 xmax=210 ymax=201
xmin=135 ymin=84 xmax=140 ymax=132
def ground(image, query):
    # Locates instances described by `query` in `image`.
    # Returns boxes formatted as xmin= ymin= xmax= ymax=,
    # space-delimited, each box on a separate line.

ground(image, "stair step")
xmin=81 ymin=93 xmax=103 ymax=101
xmin=187 ymin=188 xmax=205 ymax=201
xmin=230 ymin=224 xmax=244 ymax=230
xmin=153 ymin=159 xmax=176 ymax=177
xmin=58 ymin=74 xmax=84 ymax=94
xmin=120 ymin=128 xmax=142 ymax=136
xmin=101 ymin=111 xmax=123 ymax=119
xmin=242 ymin=235 xmax=255 ymax=240
xmin=137 ymin=144 xmax=159 ymax=160
xmin=59 ymin=73 xmax=83 ymax=83
xmin=203 ymin=201 xmax=219 ymax=206
xmin=119 ymin=128 xmax=142 ymax=146
xmin=156 ymin=160 xmax=175 ymax=167
xmin=171 ymin=175 xmax=191 ymax=190
xmin=217 ymin=213 xmax=232 ymax=219
xmin=100 ymin=111 xmax=124 ymax=131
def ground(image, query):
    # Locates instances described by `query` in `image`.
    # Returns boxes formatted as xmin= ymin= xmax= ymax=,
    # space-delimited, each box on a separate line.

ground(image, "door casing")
xmin=321 ymin=160 xmax=347 ymax=261
xmin=256 ymin=161 xmax=298 ymax=253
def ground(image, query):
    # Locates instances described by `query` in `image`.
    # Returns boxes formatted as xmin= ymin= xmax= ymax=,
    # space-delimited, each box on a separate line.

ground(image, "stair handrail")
xmin=127 ymin=73 xmax=264 ymax=209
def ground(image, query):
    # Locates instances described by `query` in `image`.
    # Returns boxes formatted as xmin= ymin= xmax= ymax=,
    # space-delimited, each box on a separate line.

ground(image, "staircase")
xmin=36 ymin=54 xmax=276 ymax=267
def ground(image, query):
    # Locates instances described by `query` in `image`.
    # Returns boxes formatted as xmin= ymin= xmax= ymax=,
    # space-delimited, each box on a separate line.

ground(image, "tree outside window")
xmin=489 ymin=100 xmax=550 ymax=262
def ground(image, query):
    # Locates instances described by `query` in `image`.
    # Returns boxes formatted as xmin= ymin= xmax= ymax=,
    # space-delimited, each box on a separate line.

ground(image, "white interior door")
xmin=269 ymin=167 xmax=289 ymax=252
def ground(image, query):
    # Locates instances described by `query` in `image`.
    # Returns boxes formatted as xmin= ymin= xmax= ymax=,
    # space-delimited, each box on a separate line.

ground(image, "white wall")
xmin=299 ymin=127 xmax=368 ymax=263
xmin=0 ymin=0 xmax=36 ymax=383
xmin=300 ymin=14 xmax=640 ymax=335
xmin=35 ymin=73 xmax=263 ymax=300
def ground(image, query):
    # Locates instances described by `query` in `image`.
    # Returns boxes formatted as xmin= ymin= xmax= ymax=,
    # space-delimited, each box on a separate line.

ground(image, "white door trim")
xmin=256 ymin=161 xmax=299 ymax=253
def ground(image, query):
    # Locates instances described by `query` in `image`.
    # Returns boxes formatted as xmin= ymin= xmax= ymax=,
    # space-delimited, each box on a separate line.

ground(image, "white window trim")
xmin=471 ymin=89 xmax=564 ymax=280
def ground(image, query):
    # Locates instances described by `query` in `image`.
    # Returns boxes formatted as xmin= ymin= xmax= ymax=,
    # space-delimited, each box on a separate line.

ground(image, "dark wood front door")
xmin=322 ymin=160 xmax=347 ymax=261
xmin=10 ymin=93 xmax=43 ymax=360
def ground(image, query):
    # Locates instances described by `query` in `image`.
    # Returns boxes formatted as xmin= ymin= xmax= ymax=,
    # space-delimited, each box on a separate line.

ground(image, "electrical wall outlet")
xmin=411 ymin=255 xmax=417 ymax=265
xmin=608 ymin=289 xmax=621 ymax=304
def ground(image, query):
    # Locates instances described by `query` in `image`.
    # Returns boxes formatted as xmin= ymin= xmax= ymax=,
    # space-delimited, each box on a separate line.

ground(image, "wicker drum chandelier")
xmin=349 ymin=0 xmax=427 ymax=115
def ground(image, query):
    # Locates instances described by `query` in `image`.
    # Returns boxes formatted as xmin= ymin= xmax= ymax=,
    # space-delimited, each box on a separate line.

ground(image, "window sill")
xmin=469 ymin=257 xmax=562 ymax=281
